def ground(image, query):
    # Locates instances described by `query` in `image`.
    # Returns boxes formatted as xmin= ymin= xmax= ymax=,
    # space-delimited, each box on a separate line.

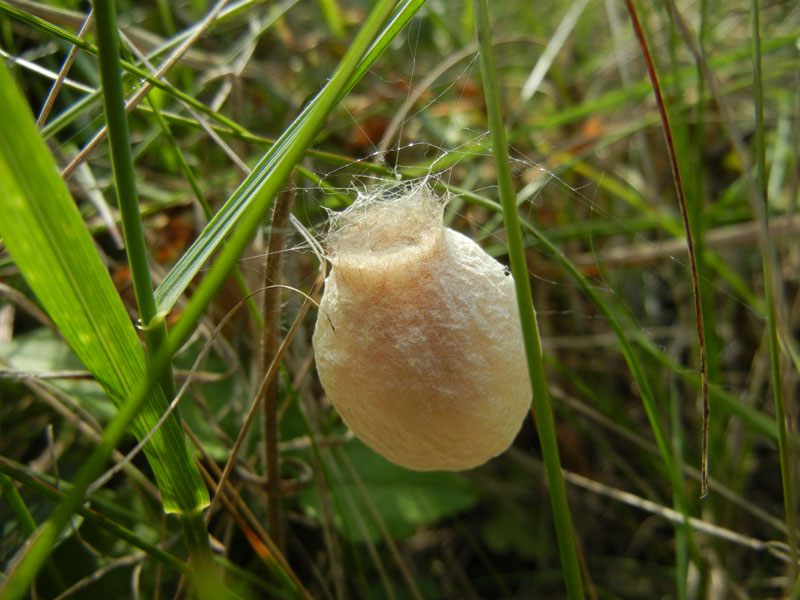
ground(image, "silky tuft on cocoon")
xmin=312 ymin=184 xmax=531 ymax=471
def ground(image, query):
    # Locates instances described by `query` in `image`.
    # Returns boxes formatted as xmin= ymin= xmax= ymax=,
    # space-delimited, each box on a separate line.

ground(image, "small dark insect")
xmin=503 ymin=265 xmax=511 ymax=277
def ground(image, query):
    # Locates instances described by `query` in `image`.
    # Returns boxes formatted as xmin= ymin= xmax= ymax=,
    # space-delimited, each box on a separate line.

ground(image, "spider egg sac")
xmin=312 ymin=185 xmax=532 ymax=471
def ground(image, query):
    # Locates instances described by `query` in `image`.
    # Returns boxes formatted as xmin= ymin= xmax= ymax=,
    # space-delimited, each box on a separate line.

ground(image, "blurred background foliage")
xmin=0 ymin=0 xmax=799 ymax=598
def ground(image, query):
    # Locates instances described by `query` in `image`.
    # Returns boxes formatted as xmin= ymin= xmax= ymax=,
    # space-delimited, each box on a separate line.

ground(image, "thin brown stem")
xmin=187 ymin=435 xmax=315 ymax=600
xmin=623 ymin=0 xmax=711 ymax=497
xmin=36 ymin=9 xmax=93 ymax=127
xmin=60 ymin=0 xmax=232 ymax=180
xmin=205 ymin=269 xmax=325 ymax=529
xmin=260 ymin=178 xmax=295 ymax=551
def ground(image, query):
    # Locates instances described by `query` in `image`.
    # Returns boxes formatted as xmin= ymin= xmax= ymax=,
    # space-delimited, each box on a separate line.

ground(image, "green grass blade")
xmin=0 ymin=473 xmax=37 ymax=535
xmin=448 ymin=184 xmax=784 ymax=445
xmin=348 ymin=0 xmax=426 ymax=91
xmin=0 ymin=2 xmax=400 ymax=597
xmin=0 ymin=458 xmax=190 ymax=577
xmin=153 ymin=0 xmax=426 ymax=315
xmin=472 ymin=2 xmax=584 ymax=598
xmin=40 ymin=91 xmax=101 ymax=141
xmin=531 ymin=33 xmax=798 ymax=132
xmin=144 ymin=96 xmax=264 ymax=328
xmin=93 ymin=0 xmax=176 ymax=400
xmin=0 ymin=471 xmax=67 ymax=592
xmin=0 ymin=59 xmax=208 ymax=599
xmin=452 ymin=183 xmax=693 ymax=516
xmin=93 ymin=2 xmax=220 ymax=592
xmin=751 ymin=0 xmax=797 ymax=583
xmin=0 ymin=1 xmax=246 ymax=135
xmin=623 ymin=0 xmax=710 ymax=496
xmin=317 ymin=0 xmax=344 ymax=39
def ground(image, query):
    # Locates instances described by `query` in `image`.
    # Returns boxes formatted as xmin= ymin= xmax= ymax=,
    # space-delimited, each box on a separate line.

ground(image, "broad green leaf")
xmin=0 ymin=329 xmax=114 ymax=422
xmin=0 ymin=61 xmax=208 ymax=515
xmin=299 ymin=440 xmax=478 ymax=543
xmin=482 ymin=509 xmax=540 ymax=559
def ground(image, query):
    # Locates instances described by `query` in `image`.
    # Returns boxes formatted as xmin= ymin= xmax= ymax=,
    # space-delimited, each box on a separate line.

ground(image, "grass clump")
xmin=0 ymin=0 xmax=798 ymax=598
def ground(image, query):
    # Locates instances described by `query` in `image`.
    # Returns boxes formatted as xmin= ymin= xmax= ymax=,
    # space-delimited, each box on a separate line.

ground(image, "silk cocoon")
xmin=313 ymin=185 xmax=531 ymax=470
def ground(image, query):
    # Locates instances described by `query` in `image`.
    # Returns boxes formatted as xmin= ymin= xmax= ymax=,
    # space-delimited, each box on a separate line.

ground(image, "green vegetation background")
xmin=0 ymin=0 xmax=798 ymax=598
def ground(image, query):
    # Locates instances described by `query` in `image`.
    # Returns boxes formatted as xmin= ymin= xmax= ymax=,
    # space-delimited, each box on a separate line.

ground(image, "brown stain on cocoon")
xmin=312 ymin=184 xmax=531 ymax=471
